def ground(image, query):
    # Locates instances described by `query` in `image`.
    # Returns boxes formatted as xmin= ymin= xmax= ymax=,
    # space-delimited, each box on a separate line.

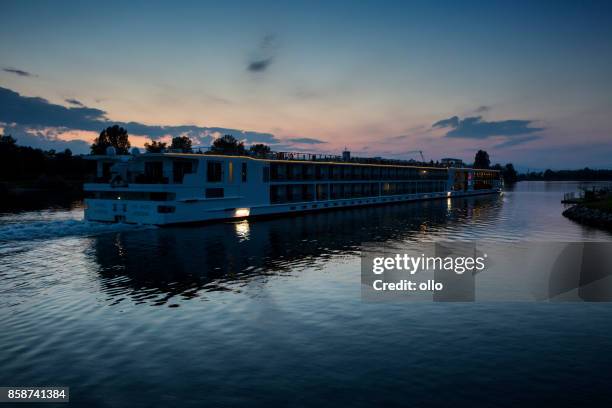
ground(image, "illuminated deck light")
xmin=235 ymin=208 xmax=250 ymax=217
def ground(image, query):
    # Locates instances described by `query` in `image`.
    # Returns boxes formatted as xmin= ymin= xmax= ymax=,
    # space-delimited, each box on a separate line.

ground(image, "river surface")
xmin=1 ymin=182 xmax=612 ymax=407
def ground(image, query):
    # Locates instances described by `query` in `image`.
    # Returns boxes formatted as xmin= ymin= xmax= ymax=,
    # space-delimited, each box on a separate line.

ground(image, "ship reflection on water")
xmin=92 ymin=195 xmax=503 ymax=305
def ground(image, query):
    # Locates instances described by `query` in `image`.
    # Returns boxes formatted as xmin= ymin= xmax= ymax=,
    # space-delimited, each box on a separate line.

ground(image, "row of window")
xmin=142 ymin=160 xmax=196 ymax=184
xmin=270 ymin=181 xmax=447 ymax=204
xmin=472 ymin=171 xmax=500 ymax=180
xmin=269 ymin=163 xmax=448 ymax=182
xmin=204 ymin=161 xmax=499 ymax=185
xmin=133 ymin=160 xmax=499 ymax=186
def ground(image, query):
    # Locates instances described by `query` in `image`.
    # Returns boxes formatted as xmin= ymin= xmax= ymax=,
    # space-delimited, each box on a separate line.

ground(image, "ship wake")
xmin=0 ymin=219 xmax=153 ymax=243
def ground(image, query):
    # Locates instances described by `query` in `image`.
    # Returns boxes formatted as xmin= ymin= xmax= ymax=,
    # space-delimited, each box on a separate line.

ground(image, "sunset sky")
xmin=1 ymin=0 xmax=611 ymax=170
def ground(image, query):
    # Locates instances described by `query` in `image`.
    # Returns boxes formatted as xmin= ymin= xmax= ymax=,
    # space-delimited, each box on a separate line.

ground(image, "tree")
xmin=544 ymin=169 xmax=554 ymax=180
xmin=249 ymin=143 xmax=271 ymax=157
xmin=0 ymin=135 xmax=18 ymax=176
xmin=91 ymin=125 xmax=130 ymax=155
xmin=1 ymin=136 xmax=94 ymax=184
xmin=144 ymin=140 xmax=167 ymax=153
xmin=474 ymin=150 xmax=490 ymax=169
xmin=503 ymin=163 xmax=518 ymax=183
xmin=493 ymin=162 xmax=518 ymax=183
xmin=209 ymin=134 xmax=245 ymax=155
xmin=0 ymin=134 xmax=17 ymax=149
xmin=170 ymin=136 xmax=192 ymax=152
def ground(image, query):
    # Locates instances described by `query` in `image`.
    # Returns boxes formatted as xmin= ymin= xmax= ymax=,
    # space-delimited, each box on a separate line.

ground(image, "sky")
xmin=1 ymin=0 xmax=611 ymax=170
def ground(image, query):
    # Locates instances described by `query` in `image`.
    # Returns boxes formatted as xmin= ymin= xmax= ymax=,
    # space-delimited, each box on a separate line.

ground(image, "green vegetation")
xmin=144 ymin=140 xmax=167 ymax=153
xmin=519 ymin=168 xmax=612 ymax=181
xmin=563 ymin=188 xmax=612 ymax=230
xmin=249 ymin=143 xmax=271 ymax=157
xmin=583 ymin=197 xmax=612 ymax=213
xmin=170 ymin=136 xmax=193 ymax=152
xmin=144 ymin=136 xmax=193 ymax=153
xmin=491 ymin=163 xmax=518 ymax=183
xmin=473 ymin=150 xmax=490 ymax=169
xmin=473 ymin=150 xmax=517 ymax=184
xmin=208 ymin=134 xmax=246 ymax=155
xmin=91 ymin=125 xmax=131 ymax=154
xmin=0 ymin=134 xmax=94 ymax=197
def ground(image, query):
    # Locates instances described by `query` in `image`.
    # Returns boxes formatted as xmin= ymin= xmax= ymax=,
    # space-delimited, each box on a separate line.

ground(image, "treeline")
xmin=519 ymin=168 xmax=612 ymax=181
xmin=0 ymin=135 xmax=94 ymax=189
xmin=92 ymin=125 xmax=273 ymax=157
xmin=473 ymin=150 xmax=518 ymax=183
xmin=491 ymin=163 xmax=518 ymax=183
xmin=145 ymin=133 xmax=271 ymax=157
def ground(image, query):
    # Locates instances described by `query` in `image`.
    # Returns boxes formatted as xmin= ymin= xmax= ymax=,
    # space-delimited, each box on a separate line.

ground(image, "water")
xmin=1 ymin=182 xmax=611 ymax=407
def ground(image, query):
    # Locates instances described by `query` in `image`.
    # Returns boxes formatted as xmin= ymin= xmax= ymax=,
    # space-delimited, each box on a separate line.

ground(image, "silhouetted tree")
xmin=544 ymin=169 xmax=554 ymax=179
xmin=91 ymin=125 xmax=130 ymax=155
xmin=517 ymin=168 xmax=612 ymax=181
xmin=503 ymin=163 xmax=518 ymax=183
xmin=474 ymin=150 xmax=490 ymax=169
xmin=209 ymin=135 xmax=245 ymax=155
xmin=249 ymin=143 xmax=271 ymax=157
xmin=170 ymin=136 xmax=193 ymax=152
xmin=144 ymin=140 xmax=167 ymax=153
xmin=0 ymin=135 xmax=94 ymax=186
xmin=492 ymin=162 xmax=518 ymax=183
xmin=0 ymin=134 xmax=17 ymax=149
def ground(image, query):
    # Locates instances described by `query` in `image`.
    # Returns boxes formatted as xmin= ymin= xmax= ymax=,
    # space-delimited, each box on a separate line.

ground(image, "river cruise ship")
xmin=84 ymin=150 xmax=502 ymax=225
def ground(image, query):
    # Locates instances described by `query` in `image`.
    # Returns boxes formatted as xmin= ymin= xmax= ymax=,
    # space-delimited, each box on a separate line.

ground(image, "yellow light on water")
xmin=235 ymin=220 xmax=250 ymax=240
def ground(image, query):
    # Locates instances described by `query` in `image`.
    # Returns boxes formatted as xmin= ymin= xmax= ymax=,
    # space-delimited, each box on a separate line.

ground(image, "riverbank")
xmin=563 ymin=203 xmax=612 ymax=230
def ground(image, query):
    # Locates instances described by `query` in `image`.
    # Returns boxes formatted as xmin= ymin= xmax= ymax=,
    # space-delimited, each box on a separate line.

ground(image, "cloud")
xmin=247 ymin=34 xmax=277 ymax=73
xmin=0 ymin=86 xmax=283 ymax=153
xmin=494 ymin=135 xmax=541 ymax=148
xmin=65 ymin=98 xmax=85 ymax=107
xmin=1 ymin=124 xmax=92 ymax=153
xmin=1 ymin=87 xmax=108 ymax=130
xmin=261 ymin=143 xmax=324 ymax=153
xmin=433 ymin=115 xmax=543 ymax=139
xmin=3 ymin=67 xmax=35 ymax=77
xmin=475 ymin=105 xmax=490 ymax=113
xmin=432 ymin=116 xmax=460 ymax=129
xmin=383 ymin=126 xmax=429 ymax=142
xmin=247 ymin=58 xmax=273 ymax=72
xmin=285 ymin=137 xmax=326 ymax=144
xmin=387 ymin=134 xmax=410 ymax=140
